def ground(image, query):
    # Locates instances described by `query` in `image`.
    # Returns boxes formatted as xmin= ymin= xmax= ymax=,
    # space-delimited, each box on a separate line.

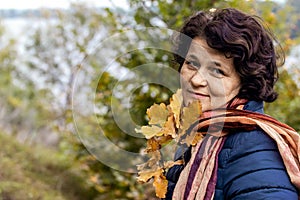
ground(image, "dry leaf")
xmin=137 ymin=150 xmax=161 ymax=171
xmin=160 ymin=115 xmax=176 ymax=138
xmin=146 ymin=151 xmax=161 ymax=168
xmin=135 ymin=125 xmax=162 ymax=139
xmin=137 ymin=168 xmax=168 ymax=198
xmin=137 ymin=168 xmax=161 ymax=183
xmin=164 ymin=160 xmax=184 ymax=169
xmin=146 ymin=138 xmax=161 ymax=152
xmin=179 ymin=100 xmax=202 ymax=139
xmin=136 ymin=89 xmax=202 ymax=198
xmin=169 ymin=89 xmax=182 ymax=128
xmin=181 ymin=130 xmax=205 ymax=146
xmin=147 ymin=103 xmax=169 ymax=126
xmin=155 ymin=135 xmax=173 ymax=145
xmin=191 ymin=132 xmax=205 ymax=146
xmin=153 ymin=173 xmax=168 ymax=198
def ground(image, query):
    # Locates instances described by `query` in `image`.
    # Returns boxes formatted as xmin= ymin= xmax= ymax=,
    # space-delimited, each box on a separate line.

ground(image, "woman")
xmin=165 ymin=8 xmax=300 ymax=199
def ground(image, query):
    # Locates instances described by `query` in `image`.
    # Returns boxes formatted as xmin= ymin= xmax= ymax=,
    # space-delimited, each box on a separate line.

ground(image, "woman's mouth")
xmin=188 ymin=90 xmax=210 ymax=99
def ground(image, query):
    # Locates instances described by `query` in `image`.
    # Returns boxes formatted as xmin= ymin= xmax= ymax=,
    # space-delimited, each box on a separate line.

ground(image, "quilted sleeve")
xmin=220 ymin=129 xmax=298 ymax=200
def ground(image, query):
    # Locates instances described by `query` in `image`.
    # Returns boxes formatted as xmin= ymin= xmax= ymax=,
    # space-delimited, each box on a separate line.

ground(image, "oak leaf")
xmin=178 ymin=100 xmax=202 ymax=145
xmin=153 ymin=172 xmax=168 ymax=198
xmin=146 ymin=138 xmax=161 ymax=152
xmin=164 ymin=160 xmax=184 ymax=169
xmin=160 ymin=115 xmax=176 ymax=138
xmin=136 ymin=89 xmax=203 ymax=198
xmin=169 ymin=89 xmax=182 ymax=128
xmin=137 ymin=168 xmax=161 ymax=183
xmin=147 ymin=103 xmax=169 ymax=126
xmin=135 ymin=125 xmax=162 ymax=139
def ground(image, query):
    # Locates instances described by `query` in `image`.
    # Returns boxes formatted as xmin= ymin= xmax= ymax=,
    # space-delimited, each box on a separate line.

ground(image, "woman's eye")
xmin=210 ymin=68 xmax=225 ymax=76
xmin=185 ymin=60 xmax=199 ymax=69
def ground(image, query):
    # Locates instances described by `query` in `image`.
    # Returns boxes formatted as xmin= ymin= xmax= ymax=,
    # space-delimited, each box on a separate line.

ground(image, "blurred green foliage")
xmin=0 ymin=131 xmax=96 ymax=199
xmin=0 ymin=0 xmax=300 ymax=199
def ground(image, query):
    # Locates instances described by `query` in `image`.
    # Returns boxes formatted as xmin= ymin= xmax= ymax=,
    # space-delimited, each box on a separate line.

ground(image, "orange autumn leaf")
xmin=164 ymin=160 xmax=184 ymax=169
xmin=178 ymin=100 xmax=202 ymax=144
xmin=137 ymin=150 xmax=161 ymax=171
xmin=191 ymin=132 xmax=205 ymax=146
xmin=154 ymin=135 xmax=173 ymax=145
xmin=137 ymin=168 xmax=161 ymax=183
xmin=146 ymin=151 xmax=161 ymax=168
xmin=136 ymin=89 xmax=202 ymax=198
xmin=137 ymin=168 xmax=168 ymax=198
xmin=135 ymin=125 xmax=162 ymax=139
xmin=146 ymin=138 xmax=161 ymax=152
xmin=181 ymin=130 xmax=205 ymax=147
xmin=147 ymin=103 xmax=169 ymax=126
xmin=160 ymin=115 xmax=176 ymax=138
xmin=153 ymin=173 xmax=168 ymax=198
xmin=169 ymin=89 xmax=182 ymax=128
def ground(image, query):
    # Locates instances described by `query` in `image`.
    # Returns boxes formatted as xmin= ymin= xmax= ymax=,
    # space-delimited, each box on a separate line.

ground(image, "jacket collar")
xmin=243 ymin=101 xmax=264 ymax=113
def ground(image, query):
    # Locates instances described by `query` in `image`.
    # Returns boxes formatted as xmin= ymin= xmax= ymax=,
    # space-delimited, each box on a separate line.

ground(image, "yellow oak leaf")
xmin=137 ymin=164 xmax=163 ymax=182
xmin=163 ymin=160 xmax=184 ymax=169
xmin=137 ymin=168 xmax=168 ymax=198
xmin=137 ymin=168 xmax=160 ymax=183
xmin=137 ymin=150 xmax=161 ymax=171
xmin=179 ymin=100 xmax=202 ymax=142
xmin=147 ymin=103 xmax=169 ymax=126
xmin=169 ymin=89 xmax=183 ymax=128
xmin=181 ymin=130 xmax=205 ymax=146
xmin=153 ymin=173 xmax=168 ymax=198
xmin=135 ymin=125 xmax=162 ymax=139
xmin=136 ymin=89 xmax=203 ymax=199
xmin=154 ymin=135 xmax=173 ymax=145
xmin=147 ymin=151 xmax=161 ymax=167
xmin=146 ymin=138 xmax=161 ymax=152
xmin=160 ymin=115 xmax=176 ymax=138
xmin=191 ymin=132 xmax=205 ymax=146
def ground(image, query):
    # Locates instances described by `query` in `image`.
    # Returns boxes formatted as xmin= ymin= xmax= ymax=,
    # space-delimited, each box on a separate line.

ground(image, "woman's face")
xmin=180 ymin=37 xmax=241 ymax=112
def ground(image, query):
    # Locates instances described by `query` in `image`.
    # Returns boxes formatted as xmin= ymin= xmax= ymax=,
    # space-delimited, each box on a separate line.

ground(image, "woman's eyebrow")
xmin=212 ymin=61 xmax=221 ymax=67
xmin=186 ymin=54 xmax=199 ymax=60
xmin=186 ymin=53 xmax=231 ymax=70
xmin=211 ymin=61 xmax=229 ymax=70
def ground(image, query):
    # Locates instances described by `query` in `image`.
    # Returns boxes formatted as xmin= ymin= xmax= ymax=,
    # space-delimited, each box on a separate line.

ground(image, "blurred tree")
xmin=0 ymin=20 xmax=52 ymax=143
xmin=265 ymin=69 xmax=300 ymax=131
xmin=258 ymin=1 xmax=300 ymax=132
xmin=0 ymin=22 xmax=16 ymax=126
xmin=25 ymin=4 xmax=107 ymax=131
xmin=22 ymin=3 xmax=160 ymax=199
xmin=287 ymin=0 xmax=300 ymax=39
xmin=18 ymin=0 xmax=300 ymax=199
xmin=0 ymin=22 xmax=18 ymax=133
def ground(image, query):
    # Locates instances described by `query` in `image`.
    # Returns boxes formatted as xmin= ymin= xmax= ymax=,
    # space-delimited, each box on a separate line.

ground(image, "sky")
xmin=0 ymin=0 xmax=287 ymax=10
xmin=0 ymin=0 xmax=129 ymax=9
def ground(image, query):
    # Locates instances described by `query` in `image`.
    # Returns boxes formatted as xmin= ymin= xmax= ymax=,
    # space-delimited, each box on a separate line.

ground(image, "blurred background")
xmin=1 ymin=0 xmax=300 ymax=199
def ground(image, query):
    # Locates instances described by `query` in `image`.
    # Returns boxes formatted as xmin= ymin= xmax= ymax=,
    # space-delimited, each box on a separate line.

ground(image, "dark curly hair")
xmin=173 ymin=8 xmax=284 ymax=102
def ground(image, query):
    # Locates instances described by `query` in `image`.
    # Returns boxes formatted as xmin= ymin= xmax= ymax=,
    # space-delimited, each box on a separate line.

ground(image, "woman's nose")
xmin=190 ymin=69 xmax=207 ymax=87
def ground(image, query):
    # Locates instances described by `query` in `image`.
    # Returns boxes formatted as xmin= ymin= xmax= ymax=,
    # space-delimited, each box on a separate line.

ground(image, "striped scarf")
xmin=172 ymin=104 xmax=300 ymax=199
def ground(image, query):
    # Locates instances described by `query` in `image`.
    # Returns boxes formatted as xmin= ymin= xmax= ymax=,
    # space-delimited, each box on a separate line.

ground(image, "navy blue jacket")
xmin=165 ymin=101 xmax=298 ymax=199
